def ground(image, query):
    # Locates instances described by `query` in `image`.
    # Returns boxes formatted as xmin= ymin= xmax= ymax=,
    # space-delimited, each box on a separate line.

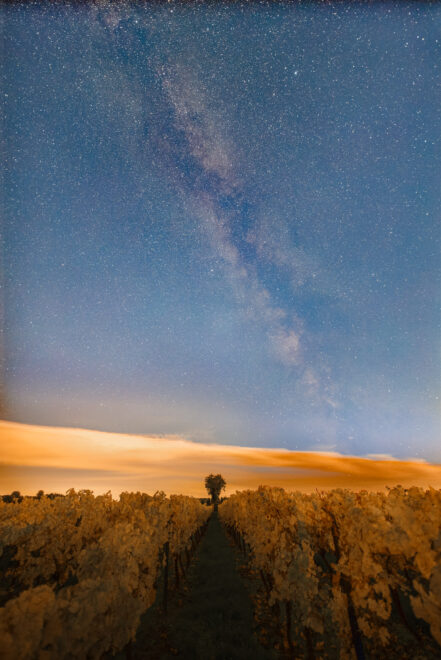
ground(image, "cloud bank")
xmin=1 ymin=421 xmax=440 ymax=498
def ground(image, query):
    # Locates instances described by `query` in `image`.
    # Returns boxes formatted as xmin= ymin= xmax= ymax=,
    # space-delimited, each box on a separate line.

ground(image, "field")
xmin=1 ymin=485 xmax=440 ymax=659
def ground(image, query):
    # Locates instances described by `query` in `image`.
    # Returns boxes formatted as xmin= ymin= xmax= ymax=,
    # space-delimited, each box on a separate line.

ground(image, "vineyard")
xmin=0 ymin=490 xmax=210 ymax=659
xmin=220 ymin=485 xmax=441 ymax=659
xmin=0 ymin=486 xmax=440 ymax=659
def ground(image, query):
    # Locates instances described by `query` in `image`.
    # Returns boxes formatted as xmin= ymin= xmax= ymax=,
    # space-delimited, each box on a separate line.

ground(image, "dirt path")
xmin=121 ymin=511 xmax=277 ymax=660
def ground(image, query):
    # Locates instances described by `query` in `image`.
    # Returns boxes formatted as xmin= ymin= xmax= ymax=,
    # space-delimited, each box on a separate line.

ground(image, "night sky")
xmin=3 ymin=2 xmax=440 ymax=461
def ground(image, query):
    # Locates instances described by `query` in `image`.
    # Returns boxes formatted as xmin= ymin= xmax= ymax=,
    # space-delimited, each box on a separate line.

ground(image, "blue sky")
xmin=3 ymin=1 xmax=440 ymax=460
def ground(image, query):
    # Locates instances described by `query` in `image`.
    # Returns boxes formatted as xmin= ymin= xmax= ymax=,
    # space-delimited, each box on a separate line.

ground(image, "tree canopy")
xmin=204 ymin=474 xmax=226 ymax=507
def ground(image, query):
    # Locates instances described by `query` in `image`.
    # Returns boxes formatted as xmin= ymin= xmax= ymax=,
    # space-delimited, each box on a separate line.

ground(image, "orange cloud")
xmin=1 ymin=420 xmax=440 ymax=497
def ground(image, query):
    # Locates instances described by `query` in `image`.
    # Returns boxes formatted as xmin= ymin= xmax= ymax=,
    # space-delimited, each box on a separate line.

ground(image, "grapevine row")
xmin=0 ymin=489 xmax=211 ymax=659
xmin=219 ymin=485 xmax=441 ymax=659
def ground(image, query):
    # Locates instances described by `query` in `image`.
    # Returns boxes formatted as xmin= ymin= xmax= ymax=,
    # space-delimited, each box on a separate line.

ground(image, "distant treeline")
xmin=1 ymin=490 xmax=63 ymax=503
xmin=1 ymin=491 xmax=228 ymax=504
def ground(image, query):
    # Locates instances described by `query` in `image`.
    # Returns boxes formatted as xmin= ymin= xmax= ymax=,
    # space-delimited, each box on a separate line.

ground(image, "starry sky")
xmin=3 ymin=2 xmax=440 ymax=461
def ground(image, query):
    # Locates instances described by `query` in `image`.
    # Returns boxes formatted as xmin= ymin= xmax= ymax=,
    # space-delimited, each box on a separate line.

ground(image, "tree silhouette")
xmin=204 ymin=474 xmax=226 ymax=510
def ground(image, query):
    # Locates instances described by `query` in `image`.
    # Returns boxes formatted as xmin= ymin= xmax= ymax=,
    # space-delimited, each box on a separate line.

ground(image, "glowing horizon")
xmin=2 ymin=420 xmax=440 ymax=498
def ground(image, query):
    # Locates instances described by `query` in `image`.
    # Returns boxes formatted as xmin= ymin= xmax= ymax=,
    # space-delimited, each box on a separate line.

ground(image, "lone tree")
xmin=204 ymin=473 xmax=226 ymax=511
